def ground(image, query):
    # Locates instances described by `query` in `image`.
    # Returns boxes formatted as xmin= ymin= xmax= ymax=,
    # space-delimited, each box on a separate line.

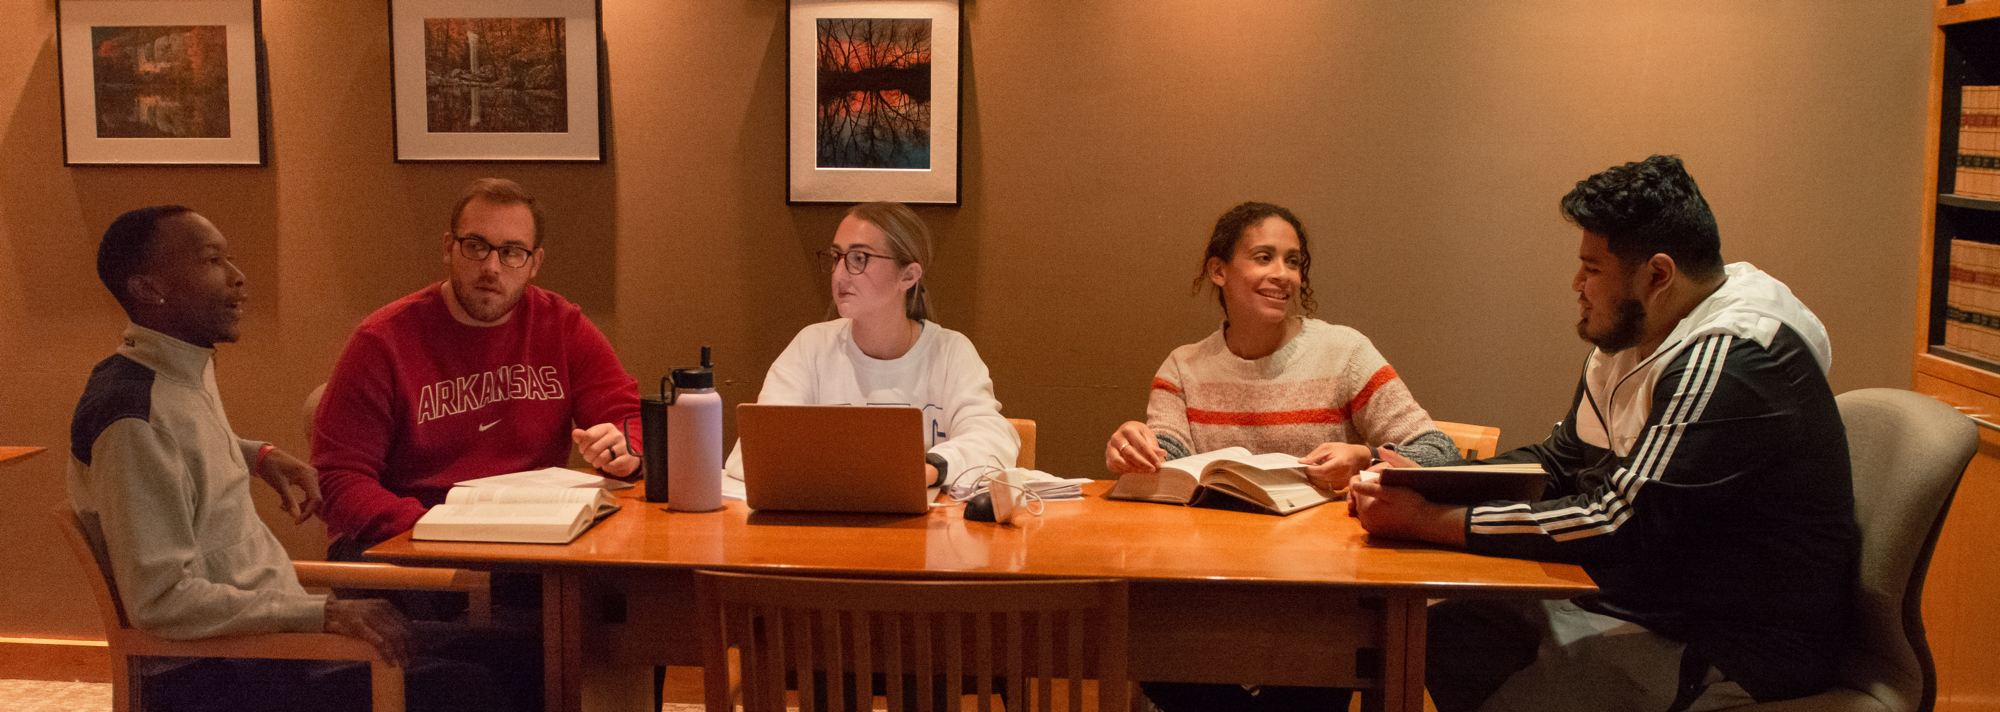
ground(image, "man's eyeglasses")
xmin=816 ymin=247 xmax=894 ymax=275
xmin=455 ymin=236 xmax=535 ymax=269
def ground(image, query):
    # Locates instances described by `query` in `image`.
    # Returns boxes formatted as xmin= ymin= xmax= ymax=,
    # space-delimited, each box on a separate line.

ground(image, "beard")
xmin=451 ymin=274 xmax=520 ymax=323
xmin=1579 ymin=297 xmax=1646 ymax=353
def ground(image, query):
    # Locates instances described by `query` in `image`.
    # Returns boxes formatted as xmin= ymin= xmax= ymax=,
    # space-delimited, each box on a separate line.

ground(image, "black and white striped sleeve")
xmin=1462 ymin=333 xmax=1783 ymax=565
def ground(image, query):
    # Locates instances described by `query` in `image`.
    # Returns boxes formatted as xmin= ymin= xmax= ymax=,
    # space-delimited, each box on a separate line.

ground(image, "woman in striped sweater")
xmin=1110 ymin=204 xmax=1460 ymax=710
xmin=1104 ymin=201 xmax=1458 ymax=494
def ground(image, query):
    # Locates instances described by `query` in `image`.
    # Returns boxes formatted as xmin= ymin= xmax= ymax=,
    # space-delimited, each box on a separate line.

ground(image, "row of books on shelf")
xmin=1944 ymin=239 xmax=2000 ymax=362
xmin=1958 ymin=85 xmax=2000 ymax=200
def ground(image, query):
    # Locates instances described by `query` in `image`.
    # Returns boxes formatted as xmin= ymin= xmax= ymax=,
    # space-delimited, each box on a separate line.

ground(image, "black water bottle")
xmin=640 ymin=376 xmax=672 ymax=503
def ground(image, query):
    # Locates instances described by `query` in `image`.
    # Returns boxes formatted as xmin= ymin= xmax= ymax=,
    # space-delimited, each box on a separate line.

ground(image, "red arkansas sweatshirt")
xmin=312 ymin=284 xmax=640 ymax=544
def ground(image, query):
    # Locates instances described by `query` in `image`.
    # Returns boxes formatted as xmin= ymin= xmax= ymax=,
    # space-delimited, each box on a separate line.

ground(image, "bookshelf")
xmin=1916 ymin=3 xmax=2000 ymax=710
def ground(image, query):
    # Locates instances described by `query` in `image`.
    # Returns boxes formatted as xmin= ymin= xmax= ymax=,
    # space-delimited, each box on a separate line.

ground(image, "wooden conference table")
xmin=370 ymin=482 xmax=1593 ymax=712
xmin=0 ymin=446 xmax=46 ymax=467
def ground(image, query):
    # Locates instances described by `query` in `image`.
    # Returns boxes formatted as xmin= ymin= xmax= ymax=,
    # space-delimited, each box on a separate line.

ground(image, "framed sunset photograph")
xmin=789 ymin=0 xmax=961 ymax=205
xmin=56 ymin=0 xmax=266 ymax=166
xmin=388 ymin=0 xmax=602 ymax=162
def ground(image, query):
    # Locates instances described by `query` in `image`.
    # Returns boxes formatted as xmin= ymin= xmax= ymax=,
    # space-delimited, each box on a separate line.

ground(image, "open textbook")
xmin=452 ymin=466 xmax=634 ymax=491
xmin=1377 ymin=463 xmax=1547 ymax=505
xmin=413 ymin=469 xmax=625 ymax=544
xmin=1107 ymin=447 xmax=1329 ymax=515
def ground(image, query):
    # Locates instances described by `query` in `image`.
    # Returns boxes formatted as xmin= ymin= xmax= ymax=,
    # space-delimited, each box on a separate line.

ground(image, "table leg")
xmin=1363 ymin=596 xmax=1428 ymax=712
xmin=546 ymin=571 xmax=583 ymax=712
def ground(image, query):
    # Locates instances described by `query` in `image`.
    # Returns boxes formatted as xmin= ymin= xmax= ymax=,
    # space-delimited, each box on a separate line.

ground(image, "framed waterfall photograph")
xmin=388 ymin=0 xmax=603 ymax=162
xmin=788 ymin=0 xmax=961 ymax=205
xmin=55 ymin=0 xmax=267 ymax=166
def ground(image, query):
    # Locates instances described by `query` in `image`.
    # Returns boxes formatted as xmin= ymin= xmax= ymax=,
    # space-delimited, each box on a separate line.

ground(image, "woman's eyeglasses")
xmin=816 ymin=247 xmax=894 ymax=275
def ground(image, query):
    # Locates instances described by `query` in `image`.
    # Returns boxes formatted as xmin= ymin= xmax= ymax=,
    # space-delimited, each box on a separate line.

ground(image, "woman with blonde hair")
xmin=723 ymin=201 xmax=1018 ymax=488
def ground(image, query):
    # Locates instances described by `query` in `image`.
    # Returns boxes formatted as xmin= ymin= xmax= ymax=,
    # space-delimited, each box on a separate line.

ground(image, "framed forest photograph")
xmin=56 ymin=0 xmax=267 ymax=166
xmin=389 ymin=0 xmax=602 ymax=162
xmin=789 ymin=0 xmax=961 ymax=204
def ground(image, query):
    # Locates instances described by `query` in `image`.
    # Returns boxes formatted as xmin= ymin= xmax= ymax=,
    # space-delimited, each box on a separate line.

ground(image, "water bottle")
xmin=637 ymin=381 xmax=671 ymax=504
xmin=667 ymin=346 xmax=724 ymax=512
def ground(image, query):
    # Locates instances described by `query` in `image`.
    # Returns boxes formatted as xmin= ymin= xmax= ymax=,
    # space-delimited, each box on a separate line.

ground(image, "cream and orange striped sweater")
xmin=1146 ymin=318 xmax=1458 ymax=466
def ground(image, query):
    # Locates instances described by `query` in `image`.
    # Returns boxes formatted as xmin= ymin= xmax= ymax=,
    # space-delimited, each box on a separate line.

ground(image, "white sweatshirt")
xmin=724 ymin=319 xmax=1019 ymax=486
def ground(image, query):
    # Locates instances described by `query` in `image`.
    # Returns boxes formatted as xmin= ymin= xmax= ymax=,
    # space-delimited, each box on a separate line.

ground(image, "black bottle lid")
xmin=672 ymin=345 xmax=715 ymax=390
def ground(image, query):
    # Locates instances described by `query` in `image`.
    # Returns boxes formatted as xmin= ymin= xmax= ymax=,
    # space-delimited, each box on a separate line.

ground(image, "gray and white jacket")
xmin=67 ymin=324 xmax=324 ymax=640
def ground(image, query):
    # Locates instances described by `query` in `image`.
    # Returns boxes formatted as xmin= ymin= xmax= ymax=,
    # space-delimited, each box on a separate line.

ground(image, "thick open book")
xmin=453 ymin=466 xmax=634 ymax=491
xmin=412 ymin=484 xmax=622 ymax=544
xmin=1107 ymin=447 xmax=1330 ymax=515
xmin=1377 ymin=463 xmax=1547 ymax=505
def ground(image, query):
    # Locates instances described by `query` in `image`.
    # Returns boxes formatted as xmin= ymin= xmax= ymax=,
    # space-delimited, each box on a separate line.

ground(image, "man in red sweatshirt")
xmin=312 ymin=178 xmax=641 ymax=566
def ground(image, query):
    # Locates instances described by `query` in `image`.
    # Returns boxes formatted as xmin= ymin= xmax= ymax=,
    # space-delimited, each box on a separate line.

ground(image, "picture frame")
xmin=788 ymin=0 xmax=961 ymax=205
xmin=388 ymin=0 xmax=603 ymax=162
xmin=56 ymin=0 xmax=267 ymax=166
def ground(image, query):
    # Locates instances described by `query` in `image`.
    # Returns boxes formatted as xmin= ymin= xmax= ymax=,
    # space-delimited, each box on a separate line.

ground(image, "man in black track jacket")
xmin=1351 ymin=155 xmax=1857 ymax=712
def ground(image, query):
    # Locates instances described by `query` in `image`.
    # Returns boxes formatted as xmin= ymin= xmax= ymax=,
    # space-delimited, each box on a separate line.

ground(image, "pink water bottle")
xmin=666 ymin=347 xmax=723 ymax=512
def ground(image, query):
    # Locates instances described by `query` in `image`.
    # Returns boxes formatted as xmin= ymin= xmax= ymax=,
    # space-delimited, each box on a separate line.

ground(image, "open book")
xmin=1107 ymin=447 xmax=1329 ymax=515
xmin=412 ymin=483 xmax=623 ymax=544
xmin=1377 ymin=463 xmax=1547 ymax=505
xmin=453 ymin=466 xmax=634 ymax=491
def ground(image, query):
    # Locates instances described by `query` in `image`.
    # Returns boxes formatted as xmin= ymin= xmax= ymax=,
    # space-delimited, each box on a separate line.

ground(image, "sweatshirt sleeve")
xmin=87 ymin=419 xmax=325 ymax=639
xmin=564 ymin=308 xmax=643 ymax=479
xmin=1144 ymin=355 xmax=1195 ymax=460
xmin=925 ymin=335 xmax=1019 ymax=478
xmin=723 ymin=328 xmax=821 ymax=481
xmin=312 ymin=329 xmax=429 ymax=544
xmin=1464 ymin=333 xmax=1777 ymax=565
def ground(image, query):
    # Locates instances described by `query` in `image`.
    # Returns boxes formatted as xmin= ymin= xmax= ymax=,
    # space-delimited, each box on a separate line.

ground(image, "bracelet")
xmin=253 ymin=443 xmax=276 ymax=475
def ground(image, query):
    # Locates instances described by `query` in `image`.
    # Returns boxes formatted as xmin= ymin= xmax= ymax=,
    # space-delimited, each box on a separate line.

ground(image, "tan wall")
xmin=0 ymin=1 xmax=1930 ymax=639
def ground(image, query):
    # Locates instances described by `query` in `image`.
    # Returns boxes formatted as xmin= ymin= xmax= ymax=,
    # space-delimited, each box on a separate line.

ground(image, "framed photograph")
xmin=389 ymin=0 xmax=602 ymax=162
xmin=56 ymin=0 xmax=266 ymax=166
xmin=789 ymin=0 xmax=960 ymax=205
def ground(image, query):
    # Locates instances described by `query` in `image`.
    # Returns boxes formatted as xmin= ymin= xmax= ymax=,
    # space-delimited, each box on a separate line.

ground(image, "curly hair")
xmin=1192 ymin=201 xmax=1317 ymax=315
xmin=1560 ymin=155 xmax=1723 ymax=280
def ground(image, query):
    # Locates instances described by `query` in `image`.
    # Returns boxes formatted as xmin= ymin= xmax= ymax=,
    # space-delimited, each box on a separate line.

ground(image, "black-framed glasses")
xmin=454 ymin=235 xmax=535 ymax=268
xmin=816 ymin=247 xmax=894 ymax=275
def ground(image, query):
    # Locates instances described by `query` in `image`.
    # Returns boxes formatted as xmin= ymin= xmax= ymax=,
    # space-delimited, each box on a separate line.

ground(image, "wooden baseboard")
xmin=0 ymin=637 xmax=109 ymax=682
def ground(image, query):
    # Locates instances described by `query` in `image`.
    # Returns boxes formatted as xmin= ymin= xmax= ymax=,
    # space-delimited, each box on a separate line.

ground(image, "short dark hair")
xmin=449 ymin=178 xmax=545 ymax=246
xmin=1560 ymin=155 xmax=1723 ymax=280
xmin=97 ymin=205 xmax=195 ymax=308
xmin=1193 ymin=201 xmax=1317 ymax=315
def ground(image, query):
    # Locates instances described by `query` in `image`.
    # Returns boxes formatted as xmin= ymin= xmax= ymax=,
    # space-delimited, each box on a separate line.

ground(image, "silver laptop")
xmin=737 ymin=404 xmax=931 ymax=514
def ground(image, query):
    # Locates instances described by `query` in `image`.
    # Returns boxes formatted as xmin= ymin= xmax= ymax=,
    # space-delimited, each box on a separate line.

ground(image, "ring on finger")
xmin=1117 ymin=442 xmax=1131 ymax=452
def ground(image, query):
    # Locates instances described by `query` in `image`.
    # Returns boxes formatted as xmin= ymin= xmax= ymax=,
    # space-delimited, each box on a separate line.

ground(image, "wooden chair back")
xmin=1007 ymin=418 xmax=1037 ymax=469
xmin=305 ymin=382 xmax=326 ymax=443
xmin=53 ymin=506 xmax=405 ymax=712
xmin=697 ymin=571 xmax=1128 ymax=712
xmin=1432 ymin=420 xmax=1501 ymax=461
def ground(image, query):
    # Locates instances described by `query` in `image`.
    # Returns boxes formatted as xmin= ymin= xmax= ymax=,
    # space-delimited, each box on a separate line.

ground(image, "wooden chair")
xmin=1008 ymin=418 xmax=1037 ymax=469
xmin=697 ymin=570 xmax=1129 ymax=712
xmin=1432 ymin=420 xmax=1500 ymax=461
xmin=54 ymin=507 xmax=424 ymax=712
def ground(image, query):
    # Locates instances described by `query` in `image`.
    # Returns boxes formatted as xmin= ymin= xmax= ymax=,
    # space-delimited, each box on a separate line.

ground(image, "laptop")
xmin=737 ymin=404 xmax=932 ymax=514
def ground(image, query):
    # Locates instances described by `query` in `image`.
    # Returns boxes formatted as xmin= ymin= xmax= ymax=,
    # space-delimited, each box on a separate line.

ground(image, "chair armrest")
xmin=117 ymin=629 xmax=390 ymax=665
xmin=294 ymin=561 xmax=488 ymax=593
xmin=294 ymin=561 xmax=492 ymax=626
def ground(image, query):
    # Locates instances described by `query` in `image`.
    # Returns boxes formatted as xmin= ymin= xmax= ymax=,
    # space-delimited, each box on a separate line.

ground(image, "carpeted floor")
xmin=0 ymin=679 xmax=720 ymax=712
